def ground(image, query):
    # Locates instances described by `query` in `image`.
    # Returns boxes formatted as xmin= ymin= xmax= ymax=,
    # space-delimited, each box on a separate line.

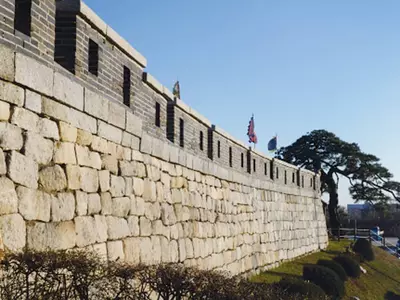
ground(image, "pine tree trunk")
xmin=327 ymin=176 xmax=340 ymax=236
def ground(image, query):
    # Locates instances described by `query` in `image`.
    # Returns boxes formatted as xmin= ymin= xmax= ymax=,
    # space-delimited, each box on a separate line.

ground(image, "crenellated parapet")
xmin=0 ymin=0 xmax=327 ymax=276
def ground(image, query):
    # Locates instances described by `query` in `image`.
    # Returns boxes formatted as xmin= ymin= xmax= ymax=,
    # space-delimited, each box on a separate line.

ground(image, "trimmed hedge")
xmin=0 ymin=250 xmax=307 ymax=300
xmin=317 ymin=259 xmax=348 ymax=281
xmin=334 ymin=255 xmax=361 ymax=278
xmin=275 ymin=277 xmax=327 ymax=299
xmin=303 ymin=264 xmax=345 ymax=298
xmin=353 ymin=238 xmax=375 ymax=261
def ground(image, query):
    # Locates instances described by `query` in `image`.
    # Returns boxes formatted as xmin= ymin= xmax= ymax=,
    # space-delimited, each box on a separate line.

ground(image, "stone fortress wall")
xmin=0 ymin=0 xmax=328 ymax=276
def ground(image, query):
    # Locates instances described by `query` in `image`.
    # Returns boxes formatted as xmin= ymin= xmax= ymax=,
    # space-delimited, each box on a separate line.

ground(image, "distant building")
xmin=347 ymin=203 xmax=372 ymax=219
xmin=347 ymin=202 xmax=400 ymax=220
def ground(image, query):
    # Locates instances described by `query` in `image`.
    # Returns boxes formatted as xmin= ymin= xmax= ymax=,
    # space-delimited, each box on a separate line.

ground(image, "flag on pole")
xmin=247 ymin=115 xmax=258 ymax=144
xmin=267 ymin=135 xmax=277 ymax=152
xmin=173 ymin=81 xmax=180 ymax=99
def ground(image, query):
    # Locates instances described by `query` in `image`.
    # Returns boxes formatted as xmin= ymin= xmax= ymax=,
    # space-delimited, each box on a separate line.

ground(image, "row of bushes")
xmin=0 ymin=250 xmax=321 ymax=300
xmin=294 ymin=238 xmax=374 ymax=299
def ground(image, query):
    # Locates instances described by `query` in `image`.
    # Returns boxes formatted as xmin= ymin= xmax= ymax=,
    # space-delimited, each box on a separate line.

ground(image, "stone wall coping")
xmin=142 ymin=73 xmax=163 ymax=94
xmin=162 ymin=86 xmax=174 ymax=101
xmin=174 ymin=98 xmax=212 ymax=127
xmin=274 ymin=158 xmax=300 ymax=170
xmin=213 ymin=125 xmax=248 ymax=149
xmin=80 ymin=2 xmax=147 ymax=68
xmin=251 ymin=148 xmax=273 ymax=161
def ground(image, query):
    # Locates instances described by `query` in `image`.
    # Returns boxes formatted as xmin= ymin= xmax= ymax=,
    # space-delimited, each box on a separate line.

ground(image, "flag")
xmin=268 ymin=136 xmax=277 ymax=152
xmin=247 ymin=115 xmax=258 ymax=144
xmin=173 ymin=81 xmax=180 ymax=99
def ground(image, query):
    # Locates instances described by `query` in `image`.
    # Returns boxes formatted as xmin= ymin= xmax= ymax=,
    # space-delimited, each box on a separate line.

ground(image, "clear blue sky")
xmin=85 ymin=0 xmax=400 ymax=206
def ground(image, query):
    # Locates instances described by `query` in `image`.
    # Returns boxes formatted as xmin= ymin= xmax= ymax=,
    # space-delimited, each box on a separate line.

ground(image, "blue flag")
xmin=268 ymin=136 xmax=277 ymax=152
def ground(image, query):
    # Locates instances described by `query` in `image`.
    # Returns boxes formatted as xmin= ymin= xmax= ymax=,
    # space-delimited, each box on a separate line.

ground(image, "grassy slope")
xmin=252 ymin=240 xmax=400 ymax=300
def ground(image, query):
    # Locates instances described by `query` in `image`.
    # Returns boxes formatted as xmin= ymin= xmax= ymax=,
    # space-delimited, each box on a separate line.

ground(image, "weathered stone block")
xmin=87 ymin=193 xmax=101 ymax=215
xmin=80 ymin=167 xmax=99 ymax=193
xmin=8 ymin=151 xmax=38 ymax=188
xmin=24 ymin=132 xmax=53 ymax=164
xmin=112 ymin=197 xmax=130 ymax=217
xmin=75 ymin=216 xmax=97 ymax=247
xmin=131 ymin=150 xmax=143 ymax=162
xmin=0 ymin=101 xmax=10 ymax=121
xmin=0 ymin=45 xmax=15 ymax=81
xmin=98 ymin=121 xmax=122 ymax=144
xmin=152 ymin=220 xmax=170 ymax=238
xmin=127 ymin=216 xmax=139 ymax=236
xmin=76 ymin=129 xmax=93 ymax=146
xmin=132 ymin=178 xmax=144 ymax=197
xmin=140 ymin=133 xmax=152 ymax=154
xmin=100 ymin=192 xmax=112 ymax=215
xmin=0 ymin=80 xmax=24 ymax=106
xmin=27 ymin=221 xmax=76 ymax=251
xmin=42 ymin=97 xmax=70 ymax=122
xmin=75 ymin=191 xmax=88 ymax=216
xmin=15 ymin=53 xmax=53 ymax=96
xmin=91 ymin=136 xmax=108 ymax=153
xmin=123 ymin=238 xmax=140 ymax=264
xmin=99 ymin=170 xmax=110 ymax=192
xmin=17 ymin=187 xmax=51 ymax=222
xmin=0 ymin=122 xmax=23 ymax=150
xmin=107 ymin=241 xmax=125 ymax=261
xmin=106 ymin=216 xmax=130 ymax=240
xmin=125 ymin=177 xmax=133 ymax=196
xmin=37 ymin=118 xmax=59 ymax=140
xmin=139 ymin=237 xmax=152 ymax=264
xmin=169 ymin=240 xmax=179 ymax=263
xmin=90 ymin=243 xmax=107 ymax=260
xmin=39 ymin=165 xmax=67 ymax=192
xmin=143 ymin=179 xmax=156 ymax=202
xmin=59 ymin=122 xmax=77 ymax=142
xmin=54 ymin=142 xmax=77 ymax=165
xmin=130 ymin=195 xmax=145 ymax=216
xmin=0 ymin=177 xmax=18 ymax=215
xmin=101 ymin=155 xmax=118 ymax=174
xmin=94 ymin=215 xmax=108 ymax=243
xmin=119 ymin=160 xmax=134 ymax=176
xmin=65 ymin=165 xmax=80 ymax=190
xmin=69 ymin=108 xmax=97 ymax=134
xmin=0 ymin=214 xmax=26 ymax=251
xmin=84 ymin=88 xmax=109 ymax=120
xmin=139 ymin=217 xmax=152 ymax=237
xmin=122 ymin=132 xmax=133 ymax=148
xmin=144 ymin=202 xmax=161 ymax=221
xmin=53 ymin=72 xmax=84 ymax=110
xmin=0 ymin=149 xmax=5 ymax=175
xmin=126 ymin=111 xmax=142 ymax=137
xmin=76 ymin=145 xmax=101 ymax=169
xmin=110 ymin=175 xmax=125 ymax=197
xmin=52 ymin=192 xmax=75 ymax=221
xmin=161 ymin=203 xmax=177 ymax=226
xmin=108 ymin=101 xmax=126 ymax=129
xmin=25 ymin=90 xmax=41 ymax=113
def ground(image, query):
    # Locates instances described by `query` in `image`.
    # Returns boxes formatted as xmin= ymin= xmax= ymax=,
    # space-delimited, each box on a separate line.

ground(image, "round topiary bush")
xmin=302 ymin=265 xmax=345 ymax=299
xmin=276 ymin=277 xmax=327 ymax=299
xmin=317 ymin=259 xmax=348 ymax=281
xmin=353 ymin=238 xmax=375 ymax=261
xmin=333 ymin=255 xmax=361 ymax=278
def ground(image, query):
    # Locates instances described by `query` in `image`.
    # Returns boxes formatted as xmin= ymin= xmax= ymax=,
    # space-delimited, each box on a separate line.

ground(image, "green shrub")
xmin=353 ymin=238 xmax=375 ymax=261
xmin=317 ymin=259 xmax=348 ymax=281
xmin=275 ymin=277 xmax=327 ymax=299
xmin=334 ymin=255 xmax=361 ymax=278
xmin=303 ymin=265 xmax=345 ymax=298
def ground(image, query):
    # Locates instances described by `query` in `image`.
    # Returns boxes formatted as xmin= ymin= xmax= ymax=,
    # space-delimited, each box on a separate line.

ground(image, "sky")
xmin=84 ymin=0 xmax=400 ymax=206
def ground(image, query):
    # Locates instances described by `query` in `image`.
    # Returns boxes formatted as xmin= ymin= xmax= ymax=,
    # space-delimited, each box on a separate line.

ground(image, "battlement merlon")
xmin=79 ymin=1 xmax=147 ymax=68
